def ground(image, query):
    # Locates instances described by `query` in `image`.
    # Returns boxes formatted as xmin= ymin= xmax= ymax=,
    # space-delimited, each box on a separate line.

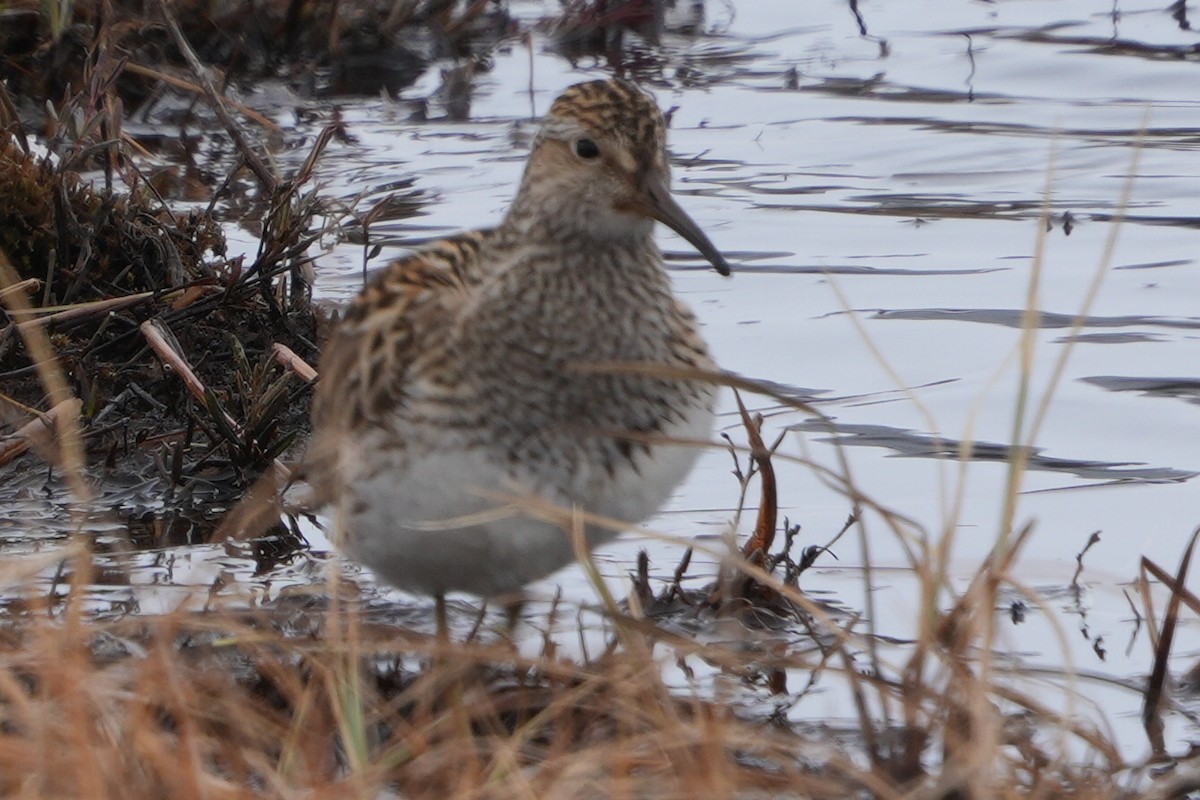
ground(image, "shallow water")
xmin=6 ymin=0 xmax=1200 ymax=763
xmin=312 ymin=0 xmax=1200 ymax=758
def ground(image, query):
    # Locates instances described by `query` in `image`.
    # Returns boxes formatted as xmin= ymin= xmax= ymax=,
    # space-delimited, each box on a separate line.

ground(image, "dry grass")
xmin=0 ymin=600 xmax=840 ymax=798
xmin=0 ymin=500 xmax=1188 ymax=798
xmin=1 ymin=341 xmax=1196 ymax=797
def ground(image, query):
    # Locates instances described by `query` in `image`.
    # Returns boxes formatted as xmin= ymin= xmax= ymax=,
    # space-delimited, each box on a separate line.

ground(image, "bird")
xmin=307 ymin=78 xmax=730 ymax=621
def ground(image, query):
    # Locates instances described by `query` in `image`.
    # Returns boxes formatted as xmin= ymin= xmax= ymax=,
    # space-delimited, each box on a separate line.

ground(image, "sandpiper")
xmin=308 ymin=78 xmax=730 ymax=608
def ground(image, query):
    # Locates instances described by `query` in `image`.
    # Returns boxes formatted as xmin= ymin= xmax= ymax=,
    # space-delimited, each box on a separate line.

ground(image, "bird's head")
xmin=513 ymin=79 xmax=731 ymax=277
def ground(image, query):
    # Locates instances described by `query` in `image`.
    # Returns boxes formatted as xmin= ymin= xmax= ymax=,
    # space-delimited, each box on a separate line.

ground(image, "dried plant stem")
xmin=1142 ymin=528 xmax=1200 ymax=756
xmin=123 ymin=62 xmax=282 ymax=132
xmin=13 ymin=291 xmax=157 ymax=329
xmin=272 ymin=342 xmax=318 ymax=382
xmin=0 ymin=389 xmax=41 ymax=419
xmin=1140 ymin=557 xmax=1200 ymax=616
xmin=0 ymin=278 xmax=40 ymax=301
xmin=0 ymin=249 xmax=89 ymax=503
xmin=0 ymin=398 xmax=83 ymax=468
xmin=139 ymin=319 xmax=218 ymax=412
xmin=151 ymin=0 xmax=278 ymax=193
xmin=140 ymin=319 xmax=293 ymax=483
xmin=734 ymin=390 xmax=777 ymax=558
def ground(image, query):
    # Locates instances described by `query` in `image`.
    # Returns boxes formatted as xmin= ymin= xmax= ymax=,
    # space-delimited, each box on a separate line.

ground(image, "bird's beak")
xmin=641 ymin=174 xmax=732 ymax=277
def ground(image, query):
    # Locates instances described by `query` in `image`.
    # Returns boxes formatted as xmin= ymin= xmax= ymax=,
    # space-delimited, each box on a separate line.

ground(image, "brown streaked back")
xmin=306 ymin=229 xmax=495 ymax=499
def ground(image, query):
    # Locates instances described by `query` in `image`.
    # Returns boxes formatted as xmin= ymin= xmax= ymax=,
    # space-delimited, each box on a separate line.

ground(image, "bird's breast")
xmin=401 ymin=254 xmax=715 ymax=485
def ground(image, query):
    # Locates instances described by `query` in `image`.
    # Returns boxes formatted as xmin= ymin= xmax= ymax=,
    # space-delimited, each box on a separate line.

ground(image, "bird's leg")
xmin=435 ymin=591 xmax=449 ymax=643
xmin=500 ymin=592 xmax=525 ymax=640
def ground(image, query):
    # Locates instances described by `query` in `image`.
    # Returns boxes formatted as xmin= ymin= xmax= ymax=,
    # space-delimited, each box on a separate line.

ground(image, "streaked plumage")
xmin=308 ymin=78 xmax=730 ymax=598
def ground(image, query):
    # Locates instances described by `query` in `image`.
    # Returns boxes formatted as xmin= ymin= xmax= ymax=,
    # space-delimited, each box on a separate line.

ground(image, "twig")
xmin=140 ymin=319 xmax=293 ymax=483
xmin=0 ymin=398 xmax=83 ymax=468
xmin=1140 ymin=555 xmax=1200 ymax=617
xmin=1070 ymin=530 xmax=1102 ymax=589
xmin=1143 ymin=528 xmax=1200 ymax=757
xmin=123 ymin=62 xmax=282 ymax=133
xmin=168 ymin=285 xmax=222 ymax=311
xmin=139 ymin=319 xmax=213 ymax=408
xmin=735 ymin=390 xmax=777 ymax=559
xmin=151 ymin=0 xmax=278 ymax=193
xmin=13 ymin=291 xmax=157 ymax=329
xmin=668 ymin=547 xmax=692 ymax=603
xmin=0 ymin=390 xmax=41 ymax=420
xmin=271 ymin=342 xmax=318 ymax=382
xmin=0 ymin=278 xmax=39 ymax=301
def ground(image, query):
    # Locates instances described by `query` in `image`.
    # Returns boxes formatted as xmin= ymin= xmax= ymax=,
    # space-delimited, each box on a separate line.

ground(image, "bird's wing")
xmin=304 ymin=230 xmax=495 ymax=496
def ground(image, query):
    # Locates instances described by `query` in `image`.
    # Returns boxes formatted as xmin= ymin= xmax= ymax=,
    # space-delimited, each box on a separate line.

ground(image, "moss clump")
xmin=0 ymin=135 xmax=225 ymax=304
xmin=0 ymin=134 xmax=318 ymax=505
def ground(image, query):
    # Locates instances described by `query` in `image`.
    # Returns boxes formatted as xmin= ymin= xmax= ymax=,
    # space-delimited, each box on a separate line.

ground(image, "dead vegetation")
xmin=0 ymin=0 xmax=330 ymax=520
xmin=0 ymin=0 xmax=512 ymax=108
xmin=4 ymin=310 xmax=1198 ymax=797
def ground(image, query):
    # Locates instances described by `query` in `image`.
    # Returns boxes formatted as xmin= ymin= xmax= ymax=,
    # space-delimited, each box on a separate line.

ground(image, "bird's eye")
xmin=573 ymin=138 xmax=601 ymax=159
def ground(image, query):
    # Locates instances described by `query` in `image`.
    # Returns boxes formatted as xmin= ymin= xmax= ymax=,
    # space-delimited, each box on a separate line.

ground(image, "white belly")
xmin=336 ymin=400 xmax=714 ymax=597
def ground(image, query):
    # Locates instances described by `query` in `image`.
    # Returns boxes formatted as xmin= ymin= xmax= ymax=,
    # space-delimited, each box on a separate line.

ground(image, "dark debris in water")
xmin=1082 ymin=376 xmax=1200 ymax=407
xmin=735 ymin=262 xmax=1005 ymax=277
xmin=1007 ymin=29 xmax=1200 ymax=63
xmin=750 ymin=193 xmax=1051 ymax=222
xmin=1114 ymin=259 xmax=1192 ymax=271
xmin=1055 ymin=332 xmax=1166 ymax=345
xmin=865 ymin=307 xmax=1200 ymax=331
xmin=623 ymin=400 xmax=859 ymax=654
xmin=0 ymin=453 xmax=309 ymax=565
xmin=792 ymin=419 xmax=1198 ymax=485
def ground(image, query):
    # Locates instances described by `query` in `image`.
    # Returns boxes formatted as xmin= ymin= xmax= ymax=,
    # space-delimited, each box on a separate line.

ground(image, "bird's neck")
xmin=494 ymin=229 xmax=668 ymax=301
xmin=489 ymin=173 xmax=673 ymax=322
xmin=466 ymin=214 xmax=676 ymax=366
xmin=499 ymin=178 xmax=657 ymax=253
